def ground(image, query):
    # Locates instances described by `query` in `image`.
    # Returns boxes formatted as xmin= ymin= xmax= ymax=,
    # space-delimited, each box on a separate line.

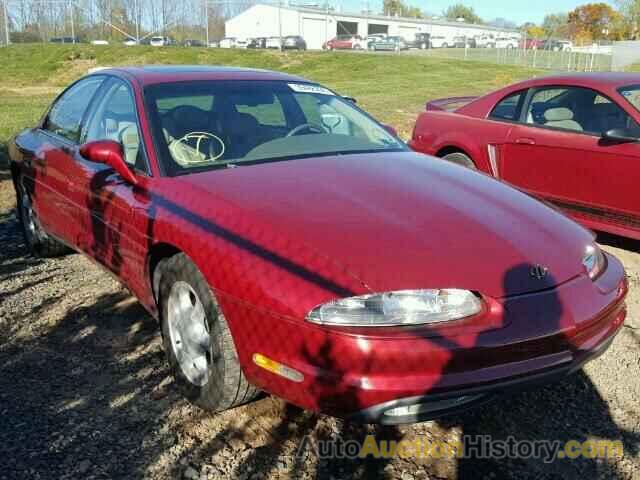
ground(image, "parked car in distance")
xmin=49 ymin=36 xmax=80 ymax=44
xmin=123 ymin=39 xmax=138 ymax=46
xmin=366 ymin=33 xmax=387 ymax=43
xmin=368 ymin=35 xmax=407 ymax=51
xmin=91 ymin=39 xmax=109 ymax=45
xmin=409 ymin=72 xmax=640 ymax=241
xmin=475 ymin=34 xmax=495 ymax=48
xmin=323 ymin=35 xmax=365 ymax=50
xmin=495 ymin=36 xmax=518 ymax=49
xmin=150 ymin=36 xmax=174 ymax=47
xmin=184 ymin=39 xmax=206 ymax=47
xmin=9 ymin=66 xmax=627 ymax=424
xmin=282 ymin=35 xmax=307 ymax=50
xmin=266 ymin=36 xmax=282 ymax=49
xmin=520 ymin=38 xmax=543 ymax=49
xmin=208 ymin=41 xmax=220 ymax=48
xmin=453 ymin=36 xmax=475 ymax=48
xmin=247 ymin=37 xmax=267 ymax=49
xmin=219 ymin=37 xmax=237 ymax=48
xmin=406 ymin=32 xmax=431 ymax=49
xmin=541 ymin=39 xmax=573 ymax=52
xmin=429 ymin=35 xmax=451 ymax=48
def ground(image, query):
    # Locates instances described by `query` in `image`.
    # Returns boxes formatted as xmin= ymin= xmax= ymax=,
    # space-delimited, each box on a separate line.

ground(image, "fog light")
xmin=252 ymin=353 xmax=304 ymax=383
xmin=383 ymin=395 xmax=481 ymax=417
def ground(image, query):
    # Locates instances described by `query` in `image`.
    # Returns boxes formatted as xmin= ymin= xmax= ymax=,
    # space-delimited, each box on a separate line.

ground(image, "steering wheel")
xmin=286 ymin=123 xmax=328 ymax=137
xmin=172 ymin=131 xmax=225 ymax=165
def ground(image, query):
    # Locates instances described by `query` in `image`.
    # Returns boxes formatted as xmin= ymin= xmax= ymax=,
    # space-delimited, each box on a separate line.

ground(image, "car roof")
xmin=96 ymin=65 xmax=309 ymax=86
xmin=517 ymin=72 xmax=640 ymax=90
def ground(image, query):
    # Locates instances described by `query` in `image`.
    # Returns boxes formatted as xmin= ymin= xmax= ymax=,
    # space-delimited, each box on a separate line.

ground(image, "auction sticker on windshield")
xmin=288 ymin=83 xmax=334 ymax=95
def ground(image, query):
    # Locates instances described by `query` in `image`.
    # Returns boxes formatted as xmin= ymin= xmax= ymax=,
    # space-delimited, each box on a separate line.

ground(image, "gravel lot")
xmin=0 ymin=173 xmax=638 ymax=480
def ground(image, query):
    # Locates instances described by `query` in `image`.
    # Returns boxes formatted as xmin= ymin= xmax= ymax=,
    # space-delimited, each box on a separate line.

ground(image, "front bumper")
xmin=225 ymin=253 xmax=627 ymax=424
xmin=347 ymin=321 xmax=621 ymax=424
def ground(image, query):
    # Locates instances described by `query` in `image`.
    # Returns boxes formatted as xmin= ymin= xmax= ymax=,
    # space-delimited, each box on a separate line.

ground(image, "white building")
xmin=225 ymin=4 xmax=521 ymax=50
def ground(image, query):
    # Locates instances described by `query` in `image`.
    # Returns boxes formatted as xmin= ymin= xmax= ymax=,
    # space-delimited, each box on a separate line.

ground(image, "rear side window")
xmin=45 ymin=76 xmax=104 ymax=142
xmin=489 ymin=91 xmax=524 ymax=122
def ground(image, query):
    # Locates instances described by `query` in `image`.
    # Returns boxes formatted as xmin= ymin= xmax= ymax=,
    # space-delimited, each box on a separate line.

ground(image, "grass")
xmin=0 ymin=43 xmax=545 ymax=165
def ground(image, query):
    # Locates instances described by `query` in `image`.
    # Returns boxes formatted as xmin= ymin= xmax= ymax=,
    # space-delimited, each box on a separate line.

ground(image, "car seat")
xmin=543 ymin=107 xmax=583 ymax=131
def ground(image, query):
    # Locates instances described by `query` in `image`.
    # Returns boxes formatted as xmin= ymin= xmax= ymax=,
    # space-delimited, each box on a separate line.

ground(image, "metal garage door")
xmin=302 ymin=17 xmax=327 ymax=50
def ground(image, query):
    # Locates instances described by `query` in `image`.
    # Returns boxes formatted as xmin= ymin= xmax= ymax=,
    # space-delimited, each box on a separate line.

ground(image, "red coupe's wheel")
xmin=441 ymin=152 xmax=476 ymax=169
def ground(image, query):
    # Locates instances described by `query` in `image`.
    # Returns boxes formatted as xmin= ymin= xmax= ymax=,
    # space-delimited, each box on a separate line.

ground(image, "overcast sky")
xmin=346 ymin=0 xmax=617 ymax=25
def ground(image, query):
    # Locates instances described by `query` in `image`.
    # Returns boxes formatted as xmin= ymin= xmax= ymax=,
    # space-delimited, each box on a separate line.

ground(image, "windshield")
xmin=145 ymin=80 xmax=405 ymax=175
xmin=619 ymin=85 xmax=640 ymax=113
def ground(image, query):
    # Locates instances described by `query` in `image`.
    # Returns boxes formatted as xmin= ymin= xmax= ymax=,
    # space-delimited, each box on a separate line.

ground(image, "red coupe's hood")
xmin=178 ymin=152 xmax=593 ymax=298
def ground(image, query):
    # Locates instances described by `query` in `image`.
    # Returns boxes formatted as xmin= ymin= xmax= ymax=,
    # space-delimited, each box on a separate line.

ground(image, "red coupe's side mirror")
xmin=79 ymin=140 xmax=138 ymax=186
xmin=382 ymin=124 xmax=398 ymax=137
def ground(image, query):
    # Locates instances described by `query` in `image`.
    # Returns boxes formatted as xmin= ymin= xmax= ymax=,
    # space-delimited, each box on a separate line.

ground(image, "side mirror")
xmin=601 ymin=128 xmax=639 ymax=144
xmin=382 ymin=124 xmax=398 ymax=137
xmin=79 ymin=140 xmax=138 ymax=185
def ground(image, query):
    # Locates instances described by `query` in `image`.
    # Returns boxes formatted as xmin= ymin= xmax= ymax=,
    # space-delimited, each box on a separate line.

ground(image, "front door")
xmin=31 ymin=76 xmax=105 ymax=247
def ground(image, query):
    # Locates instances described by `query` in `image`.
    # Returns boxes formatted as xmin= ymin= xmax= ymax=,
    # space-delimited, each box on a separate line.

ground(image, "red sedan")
xmin=9 ymin=67 xmax=627 ymax=424
xmin=409 ymin=73 xmax=640 ymax=241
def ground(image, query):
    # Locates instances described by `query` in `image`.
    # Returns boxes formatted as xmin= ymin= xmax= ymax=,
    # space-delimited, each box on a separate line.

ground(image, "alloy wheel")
xmin=167 ymin=281 xmax=211 ymax=386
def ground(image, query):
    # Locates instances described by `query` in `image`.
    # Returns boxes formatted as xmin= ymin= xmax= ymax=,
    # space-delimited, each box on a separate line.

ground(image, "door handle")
xmin=515 ymin=138 xmax=536 ymax=145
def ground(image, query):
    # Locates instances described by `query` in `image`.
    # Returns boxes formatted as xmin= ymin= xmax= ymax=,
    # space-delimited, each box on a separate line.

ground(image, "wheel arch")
xmin=148 ymin=242 xmax=183 ymax=303
xmin=435 ymin=145 xmax=475 ymax=164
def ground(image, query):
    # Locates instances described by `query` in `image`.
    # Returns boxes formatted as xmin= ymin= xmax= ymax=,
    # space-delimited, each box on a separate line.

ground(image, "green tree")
xmin=542 ymin=12 xmax=569 ymax=38
xmin=616 ymin=0 xmax=640 ymax=38
xmin=383 ymin=0 xmax=422 ymax=18
xmin=444 ymin=4 xmax=483 ymax=24
xmin=568 ymin=3 xmax=625 ymax=42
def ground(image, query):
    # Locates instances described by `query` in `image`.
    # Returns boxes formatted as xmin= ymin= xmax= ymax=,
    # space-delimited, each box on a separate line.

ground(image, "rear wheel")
xmin=441 ymin=152 xmax=476 ymax=169
xmin=158 ymin=253 xmax=258 ymax=411
xmin=15 ymin=176 xmax=69 ymax=257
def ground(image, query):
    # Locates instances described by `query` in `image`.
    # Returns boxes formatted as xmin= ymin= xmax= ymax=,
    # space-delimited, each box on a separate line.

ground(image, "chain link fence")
xmin=405 ymin=46 xmax=614 ymax=72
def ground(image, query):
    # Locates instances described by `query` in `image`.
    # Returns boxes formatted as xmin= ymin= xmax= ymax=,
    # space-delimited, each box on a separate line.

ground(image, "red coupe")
xmin=409 ymin=73 xmax=640 ymax=241
xmin=9 ymin=67 xmax=627 ymax=424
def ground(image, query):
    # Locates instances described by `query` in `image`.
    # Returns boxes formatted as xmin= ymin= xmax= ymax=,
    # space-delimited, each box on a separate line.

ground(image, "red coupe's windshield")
xmin=144 ymin=80 xmax=405 ymax=174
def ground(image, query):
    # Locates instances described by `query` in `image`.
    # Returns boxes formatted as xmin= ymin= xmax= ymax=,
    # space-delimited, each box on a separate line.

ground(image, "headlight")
xmin=583 ymin=244 xmax=606 ymax=280
xmin=306 ymin=289 xmax=482 ymax=327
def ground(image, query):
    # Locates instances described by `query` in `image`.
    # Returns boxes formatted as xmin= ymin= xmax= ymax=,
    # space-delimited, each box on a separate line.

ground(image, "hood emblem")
xmin=530 ymin=265 xmax=549 ymax=280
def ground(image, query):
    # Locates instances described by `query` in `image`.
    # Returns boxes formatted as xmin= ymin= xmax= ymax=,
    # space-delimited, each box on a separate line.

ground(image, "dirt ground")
xmin=0 ymin=173 xmax=638 ymax=480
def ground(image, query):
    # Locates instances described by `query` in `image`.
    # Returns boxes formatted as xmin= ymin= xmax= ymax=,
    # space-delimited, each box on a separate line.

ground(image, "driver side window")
xmin=84 ymin=80 xmax=146 ymax=172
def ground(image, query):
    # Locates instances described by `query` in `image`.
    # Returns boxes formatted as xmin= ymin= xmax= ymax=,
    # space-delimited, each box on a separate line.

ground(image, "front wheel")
xmin=15 ymin=176 xmax=69 ymax=257
xmin=158 ymin=253 xmax=259 ymax=412
xmin=441 ymin=152 xmax=476 ymax=169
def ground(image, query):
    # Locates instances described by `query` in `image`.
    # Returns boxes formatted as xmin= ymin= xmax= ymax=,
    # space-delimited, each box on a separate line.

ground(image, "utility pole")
xmin=204 ymin=0 xmax=209 ymax=45
xmin=69 ymin=1 xmax=75 ymax=44
xmin=134 ymin=0 xmax=139 ymax=43
xmin=3 ymin=0 xmax=10 ymax=46
xmin=278 ymin=0 xmax=282 ymax=50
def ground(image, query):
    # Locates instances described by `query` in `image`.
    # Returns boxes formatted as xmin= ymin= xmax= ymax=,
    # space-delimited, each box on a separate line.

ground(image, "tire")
xmin=157 ymin=253 xmax=258 ymax=412
xmin=15 ymin=175 xmax=69 ymax=257
xmin=441 ymin=152 xmax=476 ymax=169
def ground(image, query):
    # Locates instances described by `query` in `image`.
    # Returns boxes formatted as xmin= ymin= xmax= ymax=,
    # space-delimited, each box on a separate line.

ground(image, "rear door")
xmin=30 ymin=76 xmax=105 ymax=246
xmin=503 ymin=85 xmax=640 ymax=232
xmin=502 ymin=86 xmax=597 ymax=207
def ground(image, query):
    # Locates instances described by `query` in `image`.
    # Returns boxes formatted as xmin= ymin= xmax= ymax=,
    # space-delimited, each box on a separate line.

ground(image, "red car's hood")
xmin=176 ymin=151 xmax=593 ymax=299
